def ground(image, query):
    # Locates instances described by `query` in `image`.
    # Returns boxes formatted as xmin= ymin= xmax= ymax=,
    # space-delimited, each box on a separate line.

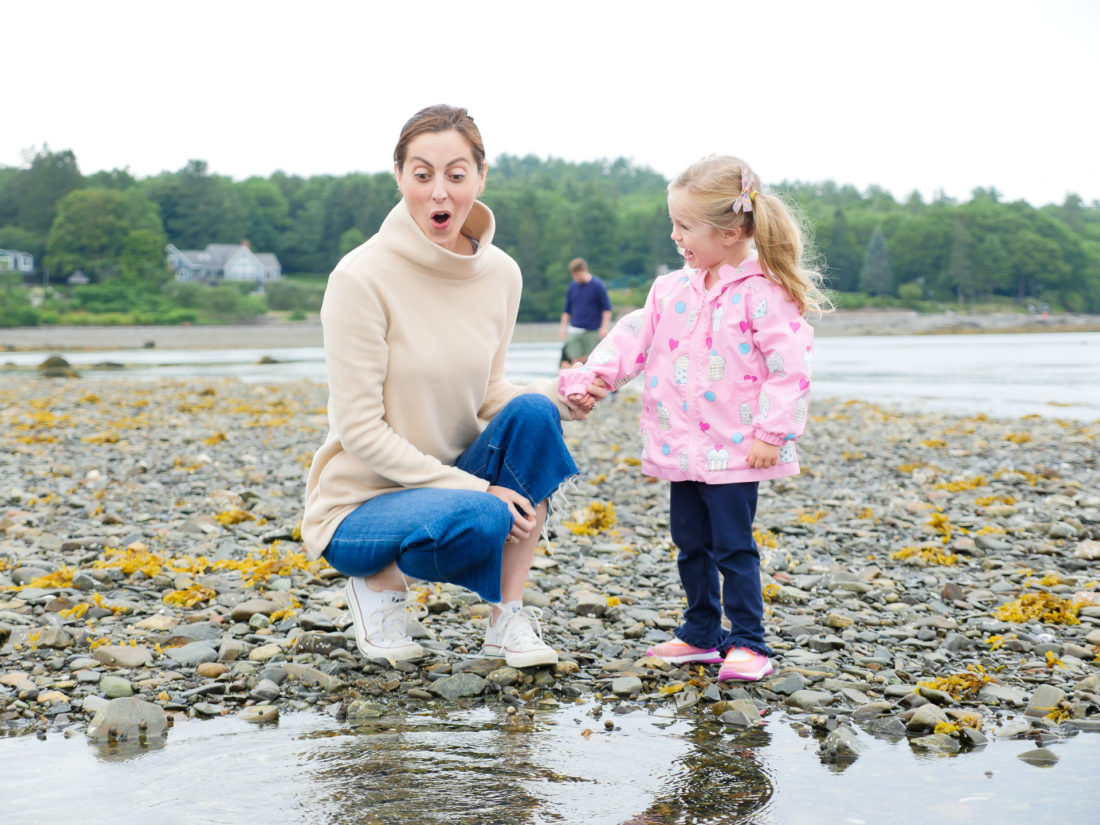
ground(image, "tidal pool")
xmin=4 ymin=701 xmax=1097 ymax=825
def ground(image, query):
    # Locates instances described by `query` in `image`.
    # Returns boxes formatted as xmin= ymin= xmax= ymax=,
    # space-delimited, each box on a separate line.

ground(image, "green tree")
xmin=0 ymin=226 xmax=45 ymax=264
xmin=143 ymin=160 xmax=245 ymax=249
xmin=972 ymin=234 xmax=1012 ymax=298
xmin=946 ymin=217 xmax=974 ymax=303
xmin=823 ymin=208 xmax=858 ymax=291
xmin=237 ymin=177 xmax=289 ymax=253
xmin=7 ymin=148 xmax=84 ymax=234
xmin=45 ymin=188 xmax=167 ymax=282
xmin=858 ymin=226 xmax=894 ymax=297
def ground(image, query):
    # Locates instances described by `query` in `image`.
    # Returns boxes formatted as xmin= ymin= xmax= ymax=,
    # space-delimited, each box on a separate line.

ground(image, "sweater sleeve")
xmin=748 ymin=283 xmax=815 ymax=445
xmin=321 ymin=270 xmax=489 ymax=492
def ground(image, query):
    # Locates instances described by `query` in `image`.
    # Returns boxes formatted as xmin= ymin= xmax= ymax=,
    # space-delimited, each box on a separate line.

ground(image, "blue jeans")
xmin=324 ymin=394 xmax=577 ymax=602
xmin=669 ymin=480 xmax=771 ymax=657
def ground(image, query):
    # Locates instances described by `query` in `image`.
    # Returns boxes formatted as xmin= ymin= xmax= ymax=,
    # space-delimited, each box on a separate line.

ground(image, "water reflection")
xmin=2 ymin=700 xmax=1098 ymax=824
xmin=291 ymin=701 xmax=775 ymax=825
xmin=620 ymin=721 xmax=773 ymax=825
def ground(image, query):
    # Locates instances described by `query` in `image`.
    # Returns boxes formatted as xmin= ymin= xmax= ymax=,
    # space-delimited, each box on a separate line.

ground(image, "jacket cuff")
xmin=558 ymin=370 xmax=592 ymax=399
xmin=753 ymin=429 xmax=790 ymax=446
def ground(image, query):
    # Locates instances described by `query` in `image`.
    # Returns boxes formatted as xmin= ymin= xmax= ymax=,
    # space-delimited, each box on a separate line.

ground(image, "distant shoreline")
xmin=2 ymin=311 xmax=1099 ymax=352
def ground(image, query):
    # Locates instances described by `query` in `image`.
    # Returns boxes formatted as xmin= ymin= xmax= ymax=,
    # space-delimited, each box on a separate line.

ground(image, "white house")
xmin=167 ymin=241 xmax=281 ymax=283
xmin=0 ymin=248 xmax=34 ymax=275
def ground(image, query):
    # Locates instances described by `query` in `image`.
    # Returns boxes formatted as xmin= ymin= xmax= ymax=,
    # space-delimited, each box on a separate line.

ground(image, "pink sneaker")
xmin=645 ymin=639 xmax=723 ymax=664
xmin=718 ymin=647 xmax=773 ymax=682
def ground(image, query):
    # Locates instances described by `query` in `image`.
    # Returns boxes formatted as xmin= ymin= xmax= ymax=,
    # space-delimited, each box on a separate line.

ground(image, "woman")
xmin=301 ymin=105 xmax=583 ymax=668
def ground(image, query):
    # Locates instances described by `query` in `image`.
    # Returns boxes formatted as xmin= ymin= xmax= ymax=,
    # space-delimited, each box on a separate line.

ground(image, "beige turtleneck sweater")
xmin=301 ymin=198 xmax=568 ymax=559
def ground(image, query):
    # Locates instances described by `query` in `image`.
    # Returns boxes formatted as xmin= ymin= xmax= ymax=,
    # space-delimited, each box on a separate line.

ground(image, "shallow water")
xmin=4 ymin=331 xmax=1099 ymax=420
xmin=4 ymin=700 xmax=1097 ymax=825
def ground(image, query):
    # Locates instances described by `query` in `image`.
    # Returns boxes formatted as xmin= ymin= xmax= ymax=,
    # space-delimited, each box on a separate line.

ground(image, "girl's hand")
xmin=587 ymin=376 xmax=611 ymax=400
xmin=562 ymin=394 xmax=592 ymax=419
xmin=745 ymin=439 xmax=780 ymax=470
xmin=488 ymin=485 xmax=536 ymax=543
xmin=566 ymin=393 xmax=595 ymax=413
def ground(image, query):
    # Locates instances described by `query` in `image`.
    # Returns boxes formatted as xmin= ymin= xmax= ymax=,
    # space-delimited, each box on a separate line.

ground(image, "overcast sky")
xmin=5 ymin=0 xmax=1097 ymax=207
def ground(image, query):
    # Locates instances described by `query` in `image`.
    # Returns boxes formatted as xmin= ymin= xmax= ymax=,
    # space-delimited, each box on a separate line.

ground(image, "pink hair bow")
xmin=730 ymin=161 xmax=760 ymax=213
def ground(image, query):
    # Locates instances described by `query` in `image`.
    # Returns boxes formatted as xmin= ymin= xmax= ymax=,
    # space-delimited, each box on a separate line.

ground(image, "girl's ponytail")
xmin=751 ymin=192 xmax=831 ymax=315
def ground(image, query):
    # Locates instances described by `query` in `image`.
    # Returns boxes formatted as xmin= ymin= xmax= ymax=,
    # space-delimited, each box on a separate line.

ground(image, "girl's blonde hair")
xmin=669 ymin=155 xmax=832 ymax=316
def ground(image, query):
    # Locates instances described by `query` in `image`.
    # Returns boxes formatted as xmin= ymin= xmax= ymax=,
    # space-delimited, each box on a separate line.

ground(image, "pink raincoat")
xmin=560 ymin=256 xmax=814 ymax=483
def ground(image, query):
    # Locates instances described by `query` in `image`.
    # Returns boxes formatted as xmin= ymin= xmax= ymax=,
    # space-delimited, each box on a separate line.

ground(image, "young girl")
xmin=560 ymin=156 xmax=829 ymax=682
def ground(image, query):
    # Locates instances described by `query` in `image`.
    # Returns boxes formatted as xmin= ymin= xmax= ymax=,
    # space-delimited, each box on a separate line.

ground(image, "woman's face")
xmin=395 ymin=129 xmax=487 ymax=254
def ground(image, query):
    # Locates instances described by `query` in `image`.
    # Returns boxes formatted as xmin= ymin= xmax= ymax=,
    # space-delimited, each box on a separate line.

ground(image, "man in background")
xmin=558 ymin=258 xmax=611 ymax=367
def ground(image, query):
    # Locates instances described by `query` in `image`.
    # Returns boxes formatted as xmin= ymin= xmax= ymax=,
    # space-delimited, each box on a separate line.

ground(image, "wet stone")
xmin=820 ymin=725 xmax=865 ymax=761
xmin=912 ymin=733 xmax=962 ymax=754
xmin=431 ymin=673 xmax=486 ymax=700
xmin=239 ymin=705 xmax=278 ymax=723
xmin=785 ymin=690 xmax=833 ymax=711
xmin=86 ymin=697 xmax=168 ymax=742
xmin=1017 ymin=746 xmax=1060 ymax=766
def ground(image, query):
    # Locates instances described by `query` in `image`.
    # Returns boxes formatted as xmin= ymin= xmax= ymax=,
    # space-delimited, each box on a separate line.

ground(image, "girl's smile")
xmin=668 ymin=190 xmax=750 ymax=278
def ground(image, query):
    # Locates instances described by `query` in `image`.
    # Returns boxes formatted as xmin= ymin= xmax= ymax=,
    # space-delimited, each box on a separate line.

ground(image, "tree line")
xmin=1 ymin=147 xmax=1098 ymax=327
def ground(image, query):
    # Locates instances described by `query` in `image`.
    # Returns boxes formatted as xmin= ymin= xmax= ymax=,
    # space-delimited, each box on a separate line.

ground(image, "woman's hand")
xmin=487 ymin=485 xmax=536 ymax=542
xmin=745 ymin=439 xmax=781 ymax=470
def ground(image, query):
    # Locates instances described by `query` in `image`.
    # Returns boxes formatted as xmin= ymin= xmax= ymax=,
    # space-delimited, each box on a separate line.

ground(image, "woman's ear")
xmin=477 ymin=162 xmax=488 ymax=196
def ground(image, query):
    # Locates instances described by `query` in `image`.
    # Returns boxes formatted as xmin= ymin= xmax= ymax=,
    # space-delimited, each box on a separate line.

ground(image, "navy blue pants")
xmin=324 ymin=394 xmax=577 ymax=603
xmin=669 ymin=480 xmax=770 ymax=656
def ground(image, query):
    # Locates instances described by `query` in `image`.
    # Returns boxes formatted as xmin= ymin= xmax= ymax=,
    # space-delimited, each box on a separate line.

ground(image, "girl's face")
xmin=395 ymin=129 xmax=487 ymax=254
xmin=668 ymin=189 xmax=746 ymax=273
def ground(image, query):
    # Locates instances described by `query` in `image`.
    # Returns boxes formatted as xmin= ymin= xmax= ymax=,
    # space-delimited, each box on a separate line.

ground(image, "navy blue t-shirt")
xmin=563 ymin=277 xmax=611 ymax=330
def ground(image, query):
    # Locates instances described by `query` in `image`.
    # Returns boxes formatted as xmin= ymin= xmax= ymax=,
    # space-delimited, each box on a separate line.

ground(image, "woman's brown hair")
xmin=394 ymin=105 xmax=486 ymax=172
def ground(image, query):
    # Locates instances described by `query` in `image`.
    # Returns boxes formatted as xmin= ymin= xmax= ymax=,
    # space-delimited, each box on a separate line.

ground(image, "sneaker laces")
xmin=369 ymin=595 xmax=425 ymax=644
xmin=503 ymin=606 xmax=547 ymax=649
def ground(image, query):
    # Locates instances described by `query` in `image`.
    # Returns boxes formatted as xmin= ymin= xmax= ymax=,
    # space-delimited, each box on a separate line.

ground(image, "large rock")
xmin=431 ymin=672 xmax=486 ymax=700
xmin=230 ymin=598 xmax=280 ymax=621
xmin=785 ymin=689 xmax=833 ymax=711
xmin=820 ymin=725 xmax=866 ymax=761
xmin=165 ymin=641 xmax=218 ymax=666
xmin=86 ymin=697 xmax=168 ymax=742
xmin=905 ymin=703 xmax=948 ymax=732
xmin=1025 ymin=685 xmax=1066 ymax=718
xmin=93 ymin=645 xmax=153 ymax=669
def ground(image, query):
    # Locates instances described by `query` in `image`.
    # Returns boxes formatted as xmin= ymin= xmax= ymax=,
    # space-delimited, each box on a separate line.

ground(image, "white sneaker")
xmin=344 ymin=578 xmax=424 ymax=661
xmin=482 ymin=605 xmax=558 ymax=668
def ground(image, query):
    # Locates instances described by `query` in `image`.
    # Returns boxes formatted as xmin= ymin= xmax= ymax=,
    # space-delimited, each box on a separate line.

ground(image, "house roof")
xmin=168 ymin=243 xmax=281 ymax=271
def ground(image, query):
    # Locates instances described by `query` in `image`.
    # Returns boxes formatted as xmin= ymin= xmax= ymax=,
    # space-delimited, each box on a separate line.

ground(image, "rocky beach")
xmin=1 ymin=373 xmax=1098 ymax=769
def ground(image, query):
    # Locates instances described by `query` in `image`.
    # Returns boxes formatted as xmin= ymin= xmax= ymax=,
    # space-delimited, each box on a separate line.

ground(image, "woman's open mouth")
xmin=430 ymin=210 xmax=452 ymax=229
